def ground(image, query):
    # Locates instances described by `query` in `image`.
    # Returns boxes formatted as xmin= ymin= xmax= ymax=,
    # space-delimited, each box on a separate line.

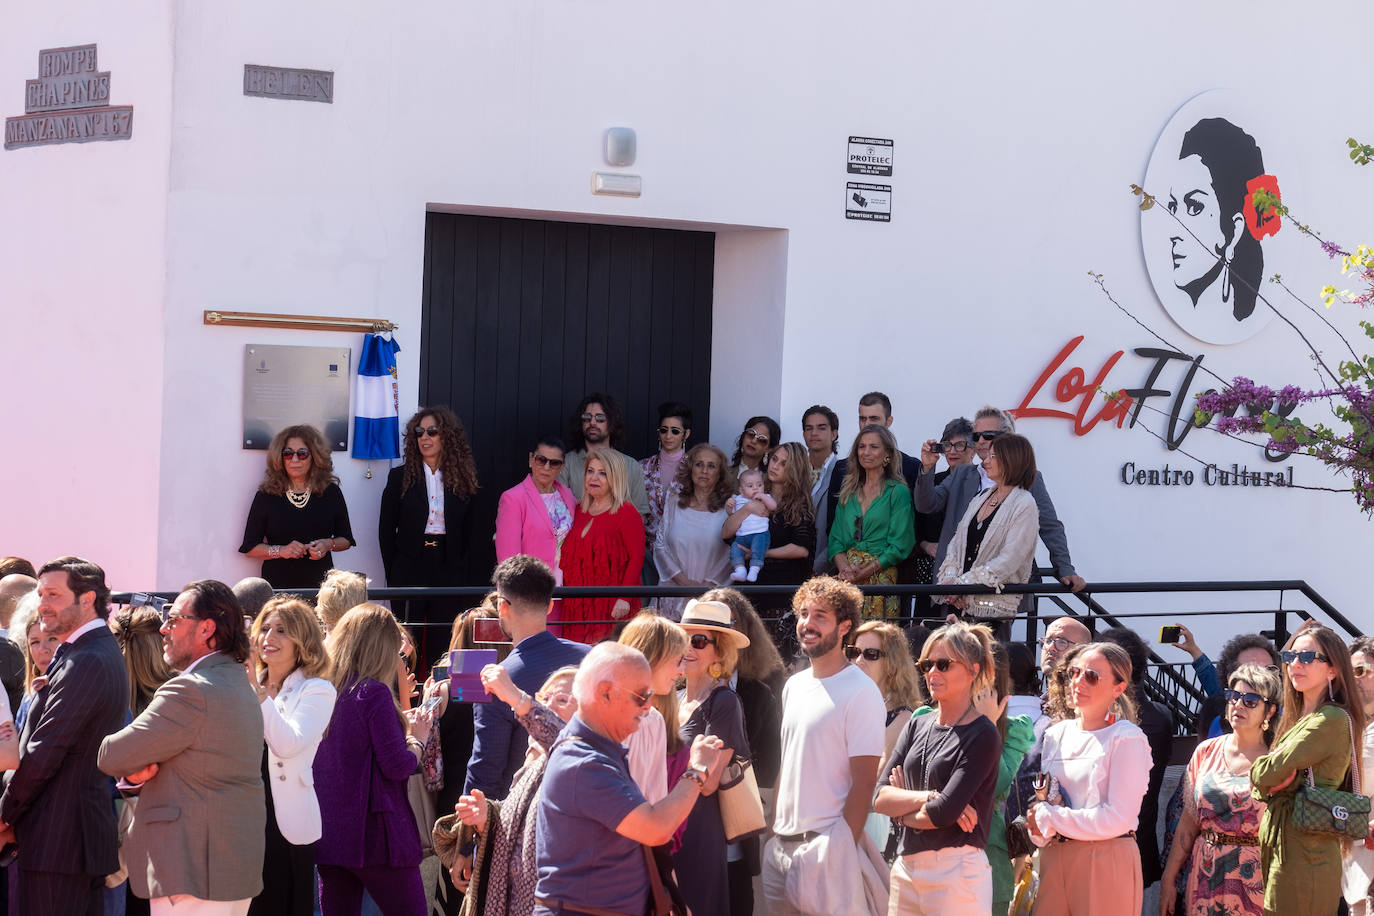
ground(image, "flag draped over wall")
xmin=352 ymin=333 xmax=401 ymax=460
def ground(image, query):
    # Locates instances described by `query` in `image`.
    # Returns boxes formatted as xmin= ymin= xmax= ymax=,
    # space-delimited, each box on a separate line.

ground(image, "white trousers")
xmin=150 ymin=896 xmax=251 ymax=916
xmin=887 ymin=845 xmax=991 ymax=916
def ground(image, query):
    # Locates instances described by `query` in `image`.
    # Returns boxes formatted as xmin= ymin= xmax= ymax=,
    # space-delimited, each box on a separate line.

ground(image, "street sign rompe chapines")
xmin=4 ymin=43 xmax=133 ymax=151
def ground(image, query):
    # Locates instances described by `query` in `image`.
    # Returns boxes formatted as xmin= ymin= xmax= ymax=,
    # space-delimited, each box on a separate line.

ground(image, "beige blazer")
xmin=937 ymin=486 xmax=1040 ymax=619
xmin=98 ymin=652 xmax=266 ymax=901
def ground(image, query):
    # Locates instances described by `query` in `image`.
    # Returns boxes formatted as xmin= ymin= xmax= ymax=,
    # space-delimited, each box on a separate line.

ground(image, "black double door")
xmin=419 ymin=212 xmax=716 ymax=584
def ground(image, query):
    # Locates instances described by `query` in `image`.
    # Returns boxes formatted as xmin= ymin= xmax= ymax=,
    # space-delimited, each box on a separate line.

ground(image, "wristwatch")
xmin=680 ymin=764 xmax=708 ymax=789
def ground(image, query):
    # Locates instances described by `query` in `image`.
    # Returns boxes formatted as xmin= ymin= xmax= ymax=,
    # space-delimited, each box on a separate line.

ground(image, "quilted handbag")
xmin=1291 ymin=708 xmax=1371 ymax=842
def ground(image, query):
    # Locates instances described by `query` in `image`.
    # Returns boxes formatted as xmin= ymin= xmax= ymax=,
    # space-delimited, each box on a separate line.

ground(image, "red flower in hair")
xmin=1243 ymin=174 xmax=1282 ymax=241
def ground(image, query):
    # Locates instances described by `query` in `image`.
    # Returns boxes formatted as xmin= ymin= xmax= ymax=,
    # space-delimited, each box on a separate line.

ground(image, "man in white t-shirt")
xmin=763 ymin=576 xmax=887 ymax=916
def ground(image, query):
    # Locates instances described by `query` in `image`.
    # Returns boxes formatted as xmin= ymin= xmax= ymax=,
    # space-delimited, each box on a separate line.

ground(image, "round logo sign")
xmin=1141 ymin=90 xmax=1297 ymax=346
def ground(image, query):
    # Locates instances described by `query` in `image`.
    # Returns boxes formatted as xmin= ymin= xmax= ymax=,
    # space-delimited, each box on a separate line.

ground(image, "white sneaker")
xmin=747 ymin=567 xmax=761 ymax=582
xmin=730 ymin=566 xmax=748 ymax=582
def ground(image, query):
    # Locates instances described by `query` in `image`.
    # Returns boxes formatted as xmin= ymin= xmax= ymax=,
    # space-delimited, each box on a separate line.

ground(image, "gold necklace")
xmin=286 ymin=488 xmax=311 ymax=509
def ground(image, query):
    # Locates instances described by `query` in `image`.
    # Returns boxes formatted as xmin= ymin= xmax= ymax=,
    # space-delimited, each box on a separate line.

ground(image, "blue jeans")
xmin=730 ymin=530 xmax=770 ymax=570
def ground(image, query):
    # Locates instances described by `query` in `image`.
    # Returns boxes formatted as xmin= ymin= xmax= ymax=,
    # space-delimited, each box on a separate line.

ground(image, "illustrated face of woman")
xmin=766 ymin=446 xmax=788 ymax=486
xmin=856 ymin=432 xmax=886 ymax=473
xmin=257 ymin=611 xmax=299 ymax=672
xmin=1284 ymin=633 xmax=1335 ymax=697
xmin=944 ymin=435 xmax=974 ymax=468
xmin=650 ymin=650 xmax=686 ymax=695
xmin=1351 ymin=650 xmax=1374 ymax=716
xmin=543 ymin=675 xmax=578 ymax=723
xmin=1167 ymin=155 xmax=1236 ymax=290
xmin=658 ymin=417 xmax=687 ymax=454
xmin=28 ymin=624 xmax=60 ymax=673
xmin=1226 ymin=678 xmax=1269 ymax=734
xmin=741 ymin=424 xmax=771 ymax=462
xmin=922 ymin=637 xmax=975 ymax=706
xmin=282 ymin=436 xmax=312 ymax=481
xmin=854 ymin=631 xmax=885 ymax=686
xmin=690 ymin=452 xmax=721 ymax=494
xmin=683 ymin=628 xmax=719 ymax=679
xmin=584 ymin=458 xmax=609 ymax=501
xmin=529 ymin=444 xmax=565 ymax=490
xmin=983 ymin=447 xmax=1003 ymax=485
xmin=1068 ymin=649 xmax=1125 ymax=719
xmin=415 ymin=414 xmax=443 ymax=464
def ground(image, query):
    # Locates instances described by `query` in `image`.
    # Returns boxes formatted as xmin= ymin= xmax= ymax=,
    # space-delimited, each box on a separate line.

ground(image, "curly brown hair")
xmin=400 ymin=407 xmax=479 ymax=499
xmin=259 ymin=425 xmax=338 ymax=496
xmin=767 ymin=442 xmax=815 ymax=527
xmin=675 ymin=443 xmax=733 ymax=512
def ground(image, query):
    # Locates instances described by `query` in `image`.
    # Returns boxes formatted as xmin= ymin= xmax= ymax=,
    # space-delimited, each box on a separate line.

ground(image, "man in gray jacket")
xmin=916 ymin=406 xmax=1087 ymax=592
xmin=99 ymin=579 xmax=265 ymax=915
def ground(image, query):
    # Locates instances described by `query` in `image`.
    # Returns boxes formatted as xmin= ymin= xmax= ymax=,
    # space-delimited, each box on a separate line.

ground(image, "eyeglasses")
xmin=1355 ymin=665 xmax=1370 ymax=679
xmin=1037 ymin=636 xmax=1075 ymax=652
xmin=1065 ymin=665 xmax=1104 ymax=686
xmin=941 ymin=440 xmax=971 ymax=452
xmin=917 ymin=657 xmax=963 ymax=674
xmin=743 ymin=430 xmax=771 ymax=444
xmin=281 ymin=448 xmax=311 ymax=460
xmin=689 ymin=633 xmax=717 ymax=651
xmin=162 ymin=612 xmax=199 ymax=628
xmin=614 ymin=683 xmax=653 ymax=707
xmin=972 ymin=431 xmax=1004 ymax=442
xmin=1280 ymin=649 xmax=1331 ymax=666
xmin=1224 ymin=688 xmax=1266 ymax=709
xmin=658 ymin=426 xmax=684 ymax=436
xmin=531 ymin=454 xmax=565 ymax=469
xmin=417 ymin=426 xmax=441 ymax=438
xmin=844 ymin=646 xmax=885 ymax=662
xmin=581 ymin=412 xmax=608 ymax=423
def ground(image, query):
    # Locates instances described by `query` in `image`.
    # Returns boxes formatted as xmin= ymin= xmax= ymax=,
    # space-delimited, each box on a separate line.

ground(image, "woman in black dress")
xmin=240 ymin=424 xmax=354 ymax=588
xmin=378 ymin=407 xmax=479 ymax=665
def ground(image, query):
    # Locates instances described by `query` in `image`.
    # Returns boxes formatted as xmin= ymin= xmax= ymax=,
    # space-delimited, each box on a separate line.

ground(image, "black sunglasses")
xmin=972 ymin=431 xmax=1004 ymax=442
xmin=531 ymin=454 xmax=565 ymax=469
xmin=1280 ymin=649 xmax=1331 ymax=666
xmin=941 ymin=440 xmax=971 ymax=452
xmin=1224 ymin=688 xmax=1266 ymax=709
xmin=581 ymin=412 xmax=608 ymax=423
xmin=845 ymin=646 xmax=884 ymax=662
xmin=917 ymin=657 xmax=962 ymax=674
xmin=417 ymin=425 xmax=441 ymax=438
xmin=689 ymin=633 xmax=717 ymax=651
xmin=658 ymin=426 xmax=684 ymax=436
xmin=281 ymin=448 xmax=311 ymax=460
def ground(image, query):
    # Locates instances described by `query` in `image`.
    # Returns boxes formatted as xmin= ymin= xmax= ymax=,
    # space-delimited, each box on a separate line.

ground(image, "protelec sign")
xmin=5 ymin=43 xmax=133 ymax=150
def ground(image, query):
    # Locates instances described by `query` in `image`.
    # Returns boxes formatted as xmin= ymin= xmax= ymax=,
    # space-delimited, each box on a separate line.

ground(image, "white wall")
xmin=7 ymin=2 xmax=1368 ymax=645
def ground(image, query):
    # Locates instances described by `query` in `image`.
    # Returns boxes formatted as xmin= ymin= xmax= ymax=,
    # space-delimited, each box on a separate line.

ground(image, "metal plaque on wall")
xmin=243 ymin=65 xmax=334 ymax=103
xmin=5 ymin=43 xmax=134 ymax=150
xmin=242 ymin=345 xmax=351 ymax=451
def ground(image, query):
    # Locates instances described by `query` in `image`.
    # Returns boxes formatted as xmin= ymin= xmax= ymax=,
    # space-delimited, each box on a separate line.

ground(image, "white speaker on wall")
xmin=604 ymin=127 xmax=636 ymax=168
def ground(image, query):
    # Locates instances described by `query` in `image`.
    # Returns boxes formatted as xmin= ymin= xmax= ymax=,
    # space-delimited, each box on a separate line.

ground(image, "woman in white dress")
xmin=654 ymin=443 xmax=734 ymax=620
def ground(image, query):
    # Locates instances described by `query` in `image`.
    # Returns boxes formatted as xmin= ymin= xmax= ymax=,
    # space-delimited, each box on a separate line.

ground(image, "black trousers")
xmin=392 ymin=539 xmax=465 ymax=674
xmin=13 ymin=869 xmax=103 ymax=916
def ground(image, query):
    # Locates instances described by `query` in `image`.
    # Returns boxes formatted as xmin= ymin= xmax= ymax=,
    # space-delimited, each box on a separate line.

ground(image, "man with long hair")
xmin=556 ymin=392 xmax=650 ymax=522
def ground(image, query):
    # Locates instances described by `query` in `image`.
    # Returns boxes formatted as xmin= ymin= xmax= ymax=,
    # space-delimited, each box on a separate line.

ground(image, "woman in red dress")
xmin=558 ymin=448 xmax=645 ymax=643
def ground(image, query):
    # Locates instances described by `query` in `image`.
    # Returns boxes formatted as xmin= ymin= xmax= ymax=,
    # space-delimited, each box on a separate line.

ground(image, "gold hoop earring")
xmin=709 ymin=661 xmax=724 ymax=680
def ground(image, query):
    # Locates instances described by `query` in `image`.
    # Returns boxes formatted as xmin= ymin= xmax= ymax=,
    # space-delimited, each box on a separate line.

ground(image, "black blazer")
xmin=0 ymin=623 xmax=128 ymax=877
xmin=378 ymin=465 xmax=475 ymax=584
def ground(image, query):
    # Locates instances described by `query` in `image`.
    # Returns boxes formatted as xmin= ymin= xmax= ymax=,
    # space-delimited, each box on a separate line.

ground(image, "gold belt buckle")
xmin=424 ymin=540 xmax=439 ymax=548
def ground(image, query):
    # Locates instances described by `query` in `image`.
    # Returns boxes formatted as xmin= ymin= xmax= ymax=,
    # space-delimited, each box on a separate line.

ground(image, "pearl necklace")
xmin=286 ymin=488 xmax=311 ymax=509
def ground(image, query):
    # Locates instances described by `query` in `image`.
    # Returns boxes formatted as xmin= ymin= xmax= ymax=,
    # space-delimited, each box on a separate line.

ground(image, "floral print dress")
xmin=1181 ymin=736 xmax=1266 ymax=916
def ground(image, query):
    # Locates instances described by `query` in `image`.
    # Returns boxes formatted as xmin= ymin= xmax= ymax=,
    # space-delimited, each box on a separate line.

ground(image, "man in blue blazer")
xmin=0 ymin=557 xmax=128 ymax=916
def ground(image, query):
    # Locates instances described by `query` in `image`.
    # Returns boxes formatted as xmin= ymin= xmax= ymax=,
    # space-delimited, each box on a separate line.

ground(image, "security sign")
xmin=847 ymin=136 xmax=893 ymax=176
xmin=845 ymin=182 xmax=891 ymax=222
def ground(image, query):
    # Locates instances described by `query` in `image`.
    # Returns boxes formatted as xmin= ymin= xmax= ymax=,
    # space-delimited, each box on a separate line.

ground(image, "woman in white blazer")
xmin=249 ymin=596 xmax=337 ymax=916
xmin=937 ymin=433 xmax=1041 ymax=639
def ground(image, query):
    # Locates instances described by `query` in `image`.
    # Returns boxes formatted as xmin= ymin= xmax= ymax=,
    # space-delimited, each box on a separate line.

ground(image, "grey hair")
xmin=974 ymin=405 xmax=1016 ymax=433
xmin=9 ymin=590 xmax=39 ymax=650
xmin=572 ymin=642 xmax=649 ymax=708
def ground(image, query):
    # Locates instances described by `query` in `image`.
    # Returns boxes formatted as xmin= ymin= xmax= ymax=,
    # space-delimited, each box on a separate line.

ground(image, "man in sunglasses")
xmin=763 ymin=577 xmax=888 ymax=916
xmin=917 ymin=405 xmax=1086 ymax=594
xmin=556 ymin=392 xmax=651 ymax=524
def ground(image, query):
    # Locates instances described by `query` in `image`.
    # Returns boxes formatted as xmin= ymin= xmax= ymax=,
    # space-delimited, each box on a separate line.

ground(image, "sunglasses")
xmin=417 ymin=425 xmax=441 ymax=438
xmin=689 ymin=633 xmax=717 ymax=651
xmin=844 ymin=646 xmax=885 ymax=662
xmin=743 ymin=430 xmax=771 ymax=444
xmin=917 ymin=657 xmax=962 ymax=674
xmin=531 ymin=454 xmax=565 ymax=469
xmin=941 ymin=440 xmax=971 ymax=452
xmin=614 ymin=683 xmax=653 ymax=708
xmin=972 ymin=431 xmax=1004 ymax=442
xmin=1064 ymin=665 xmax=1105 ymax=686
xmin=1224 ymin=688 xmax=1266 ymax=709
xmin=658 ymin=426 xmax=684 ymax=436
xmin=1280 ymin=649 xmax=1331 ymax=666
xmin=581 ymin=412 xmax=608 ymax=423
xmin=281 ymin=448 xmax=311 ymax=460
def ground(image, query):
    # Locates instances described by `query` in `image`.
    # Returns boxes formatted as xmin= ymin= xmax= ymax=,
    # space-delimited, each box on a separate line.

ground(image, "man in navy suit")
xmin=0 ymin=557 xmax=128 ymax=915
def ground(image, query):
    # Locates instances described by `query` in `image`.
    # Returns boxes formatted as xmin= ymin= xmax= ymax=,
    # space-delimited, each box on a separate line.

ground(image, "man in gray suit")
xmin=916 ymin=405 xmax=1087 ymax=591
xmin=99 ymin=579 xmax=265 ymax=916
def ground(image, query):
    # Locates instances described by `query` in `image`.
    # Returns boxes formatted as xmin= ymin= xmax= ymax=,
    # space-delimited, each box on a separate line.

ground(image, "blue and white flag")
xmin=353 ymin=333 xmax=402 ymax=460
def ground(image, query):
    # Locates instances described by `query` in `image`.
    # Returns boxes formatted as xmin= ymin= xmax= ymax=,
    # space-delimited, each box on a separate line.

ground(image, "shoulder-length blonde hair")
xmin=581 ymin=448 xmax=629 ymax=513
xmin=109 ymin=606 xmax=177 ymax=715
xmin=767 ymin=442 xmax=815 ymax=527
xmin=326 ymin=603 xmax=401 ymax=693
xmin=838 ymin=425 xmax=905 ymax=506
xmin=252 ymin=597 xmax=330 ymax=682
xmin=259 ymin=424 xmax=339 ymax=496
xmin=620 ymin=614 xmax=689 ymax=754
xmin=856 ymin=620 xmax=923 ymax=711
xmin=918 ymin=621 xmax=995 ymax=704
xmin=675 ymin=443 xmax=733 ymax=512
xmin=1045 ymin=642 xmax=1139 ymax=724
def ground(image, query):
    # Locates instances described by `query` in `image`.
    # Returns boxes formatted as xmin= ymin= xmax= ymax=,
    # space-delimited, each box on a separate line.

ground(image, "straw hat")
xmin=679 ymin=599 xmax=750 ymax=650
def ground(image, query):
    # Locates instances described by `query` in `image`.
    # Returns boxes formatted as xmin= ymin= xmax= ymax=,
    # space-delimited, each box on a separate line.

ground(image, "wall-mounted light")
xmin=604 ymin=126 xmax=636 ymax=167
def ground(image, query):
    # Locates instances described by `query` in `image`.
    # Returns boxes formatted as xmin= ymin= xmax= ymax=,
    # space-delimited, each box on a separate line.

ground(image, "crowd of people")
xmin=0 ymin=389 xmax=1368 ymax=916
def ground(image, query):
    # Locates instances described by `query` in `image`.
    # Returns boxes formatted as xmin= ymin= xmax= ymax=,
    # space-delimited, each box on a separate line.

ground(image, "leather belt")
xmin=423 ymin=538 xmax=442 ymax=548
xmin=1203 ymin=829 xmax=1259 ymax=847
xmin=1056 ymin=829 xmax=1136 ymax=844
xmin=775 ymin=831 xmax=820 ymax=843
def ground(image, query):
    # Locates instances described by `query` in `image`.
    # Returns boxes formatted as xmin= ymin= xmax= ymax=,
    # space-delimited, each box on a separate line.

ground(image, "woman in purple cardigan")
xmin=313 ymin=603 xmax=433 ymax=916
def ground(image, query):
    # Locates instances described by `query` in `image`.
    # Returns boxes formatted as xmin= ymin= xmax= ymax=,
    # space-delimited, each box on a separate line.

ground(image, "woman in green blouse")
xmin=829 ymin=424 xmax=915 ymax=619
xmin=1251 ymin=624 xmax=1367 ymax=916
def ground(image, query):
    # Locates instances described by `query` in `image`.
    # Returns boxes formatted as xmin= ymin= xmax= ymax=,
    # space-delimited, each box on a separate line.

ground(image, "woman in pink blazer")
xmin=494 ymin=436 xmax=577 ymax=582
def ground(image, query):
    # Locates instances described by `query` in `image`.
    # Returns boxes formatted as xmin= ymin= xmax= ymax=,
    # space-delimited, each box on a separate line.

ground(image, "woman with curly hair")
xmin=726 ymin=442 xmax=815 ymax=623
xmin=380 ymin=406 xmax=480 ymax=662
xmin=653 ymin=443 xmax=734 ymax=620
xmin=240 ymin=423 xmax=354 ymax=588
